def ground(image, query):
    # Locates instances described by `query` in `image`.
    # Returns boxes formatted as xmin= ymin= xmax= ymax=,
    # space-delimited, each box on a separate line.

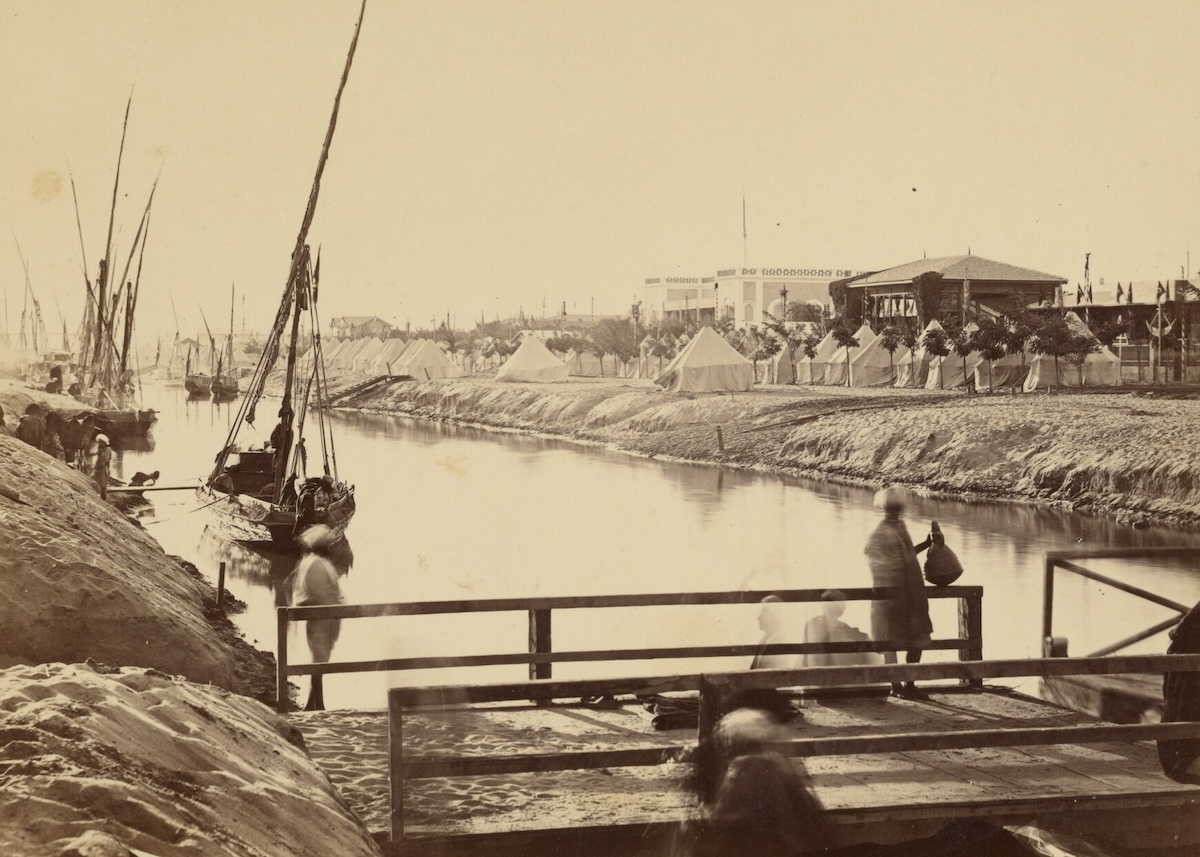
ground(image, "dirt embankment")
xmin=331 ymin=372 xmax=1200 ymax=529
xmin=0 ymin=380 xmax=381 ymax=855
xmin=0 ymin=380 xmax=276 ymax=704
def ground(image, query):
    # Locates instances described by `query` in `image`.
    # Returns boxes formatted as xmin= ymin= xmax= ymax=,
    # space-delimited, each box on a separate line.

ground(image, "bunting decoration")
xmin=1148 ymin=307 xmax=1174 ymax=338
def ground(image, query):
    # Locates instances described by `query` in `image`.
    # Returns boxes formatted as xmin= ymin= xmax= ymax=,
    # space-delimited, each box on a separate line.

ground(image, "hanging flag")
xmin=1116 ymin=282 xmax=1125 ymax=303
xmin=1086 ymin=283 xmax=1093 ymax=303
xmin=1084 ymin=253 xmax=1090 ymax=279
xmin=1076 ymin=284 xmax=1084 ymax=303
xmin=1127 ymin=283 xmax=1134 ymax=304
xmin=1157 ymin=281 xmax=1168 ymax=302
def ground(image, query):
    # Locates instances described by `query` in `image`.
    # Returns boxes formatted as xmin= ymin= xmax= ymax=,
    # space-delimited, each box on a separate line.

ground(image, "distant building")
xmin=644 ymin=266 xmax=864 ymax=328
xmin=330 ymin=316 xmax=393 ymax=339
xmin=845 ymin=254 xmax=1067 ymax=326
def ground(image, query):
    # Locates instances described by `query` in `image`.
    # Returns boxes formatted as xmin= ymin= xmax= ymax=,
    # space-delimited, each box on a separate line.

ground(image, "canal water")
xmin=114 ymin=382 xmax=1200 ymax=710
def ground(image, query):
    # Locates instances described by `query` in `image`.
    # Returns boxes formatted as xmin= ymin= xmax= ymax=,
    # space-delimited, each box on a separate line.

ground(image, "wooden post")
xmin=716 ymin=427 xmax=724 ymax=452
xmin=529 ymin=609 xmax=552 ymax=705
xmin=957 ymin=591 xmax=983 ymax=688
xmin=388 ymin=689 xmax=406 ymax=851
xmin=1042 ymin=556 xmax=1056 ymax=657
xmin=276 ymin=607 xmax=289 ymax=713
xmin=217 ymin=561 xmax=226 ymax=609
xmin=698 ymin=674 xmax=733 ymax=748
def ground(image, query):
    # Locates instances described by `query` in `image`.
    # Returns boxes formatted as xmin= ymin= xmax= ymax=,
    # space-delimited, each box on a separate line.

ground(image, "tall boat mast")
xmin=205 ymin=0 xmax=365 ymax=548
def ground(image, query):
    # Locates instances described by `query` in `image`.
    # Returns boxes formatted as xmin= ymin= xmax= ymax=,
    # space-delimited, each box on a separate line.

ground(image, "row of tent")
xmin=796 ymin=315 xmax=1122 ymax=391
xmin=327 ymin=309 xmax=1124 ymax=392
xmin=494 ymin=327 xmax=759 ymax=389
xmin=323 ymin=336 xmax=462 ymax=379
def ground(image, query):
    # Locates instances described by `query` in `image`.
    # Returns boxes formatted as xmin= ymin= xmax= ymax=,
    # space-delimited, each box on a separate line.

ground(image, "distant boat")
xmin=183 ymin=345 xmax=212 ymax=397
xmin=210 ymin=285 xmax=240 ymax=399
xmin=201 ymin=2 xmax=362 ymax=549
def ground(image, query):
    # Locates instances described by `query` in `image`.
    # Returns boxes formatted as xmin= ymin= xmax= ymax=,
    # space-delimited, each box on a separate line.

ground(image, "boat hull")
xmin=204 ymin=484 xmax=356 ymax=550
xmin=185 ymin=374 xmax=212 ymax=396
xmin=94 ymin=408 xmax=157 ymax=440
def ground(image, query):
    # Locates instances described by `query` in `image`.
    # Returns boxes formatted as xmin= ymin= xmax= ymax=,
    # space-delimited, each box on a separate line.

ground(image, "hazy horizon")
xmin=3 ymin=0 xmax=1198 ymax=342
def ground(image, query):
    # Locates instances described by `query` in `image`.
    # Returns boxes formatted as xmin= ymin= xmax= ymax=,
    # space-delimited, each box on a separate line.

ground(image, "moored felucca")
xmin=69 ymin=97 xmax=158 ymax=441
xmin=201 ymin=1 xmax=364 ymax=549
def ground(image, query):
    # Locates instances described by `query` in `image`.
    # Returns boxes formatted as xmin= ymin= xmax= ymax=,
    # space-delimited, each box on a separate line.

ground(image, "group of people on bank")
xmin=681 ymin=487 xmax=948 ymax=856
xmin=752 ymin=486 xmax=946 ymax=698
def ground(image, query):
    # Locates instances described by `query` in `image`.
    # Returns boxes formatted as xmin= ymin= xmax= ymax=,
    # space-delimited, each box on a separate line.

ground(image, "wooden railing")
xmin=1042 ymin=548 xmax=1199 ymax=658
xmin=275 ymin=585 xmax=984 ymax=712
xmin=386 ymin=654 xmax=1200 ymax=852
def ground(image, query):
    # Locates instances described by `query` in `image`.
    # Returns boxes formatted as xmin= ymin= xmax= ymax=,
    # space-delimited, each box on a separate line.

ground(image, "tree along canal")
xmin=115 ymin=382 xmax=1200 ymax=710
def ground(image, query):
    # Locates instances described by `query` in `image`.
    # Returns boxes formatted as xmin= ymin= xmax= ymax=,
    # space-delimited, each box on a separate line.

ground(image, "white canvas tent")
xmin=351 ymin=337 xmax=385 ymax=373
xmin=895 ymin=319 xmax=945 ymax=388
xmin=1023 ymin=349 xmax=1122 ymax=390
xmin=332 ymin=338 xmax=369 ymax=369
xmin=1023 ymin=314 xmax=1123 ymax=390
xmin=369 ymin=339 xmax=409 ymax=375
xmin=925 ymin=351 xmax=983 ymax=389
xmin=654 ymin=326 xmax=754 ymax=393
xmin=397 ymin=338 xmax=462 ymax=380
xmin=824 ymin=324 xmax=878 ymax=386
xmin=565 ymin=348 xmax=605 ymax=377
xmin=496 ymin=335 xmax=569 ymax=382
xmin=769 ymin=347 xmax=794 ymax=385
xmin=851 ymin=338 xmax=909 ymax=387
xmin=973 ymin=349 xmax=1030 ymax=390
xmin=796 ymin=332 xmax=838 ymax=385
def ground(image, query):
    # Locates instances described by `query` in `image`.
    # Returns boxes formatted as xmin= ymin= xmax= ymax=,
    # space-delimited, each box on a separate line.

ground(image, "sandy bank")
xmin=0 ymin=379 xmax=276 ymax=702
xmin=328 ymin=372 xmax=1200 ymax=528
xmin=0 ymin=377 xmax=381 ymax=855
xmin=0 ymin=663 xmax=380 ymax=857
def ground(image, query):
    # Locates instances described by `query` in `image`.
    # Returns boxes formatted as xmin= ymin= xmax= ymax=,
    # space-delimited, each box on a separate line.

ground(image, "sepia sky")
xmin=2 ymin=0 xmax=1198 ymax=342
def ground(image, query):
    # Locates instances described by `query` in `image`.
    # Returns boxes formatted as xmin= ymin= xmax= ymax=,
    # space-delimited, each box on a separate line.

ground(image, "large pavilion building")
xmin=844 ymin=254 xmax=1068 ymax=327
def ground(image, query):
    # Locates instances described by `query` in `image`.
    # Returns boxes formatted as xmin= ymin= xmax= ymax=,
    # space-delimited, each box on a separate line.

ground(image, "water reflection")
xmin=195 ymin=525 xmax=354 ymax=606
xmin=121 ymin=383 xmax=1200 ymax=710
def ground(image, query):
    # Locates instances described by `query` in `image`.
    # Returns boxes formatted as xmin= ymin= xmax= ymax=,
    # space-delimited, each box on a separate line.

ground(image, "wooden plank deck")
xmin=291 ymin=687 xmax=1200 ymax=854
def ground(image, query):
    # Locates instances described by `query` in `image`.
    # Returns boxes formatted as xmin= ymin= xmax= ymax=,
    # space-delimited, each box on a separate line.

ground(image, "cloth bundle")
xmin=923 ymin=521 xmax=964 ymax=586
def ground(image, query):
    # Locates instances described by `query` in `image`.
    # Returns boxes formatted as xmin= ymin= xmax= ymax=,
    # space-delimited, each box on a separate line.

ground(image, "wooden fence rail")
xmin=387 ymin=653 xmax=1200 ymax=850
xmin=276 ymin=585 xmax=983 ymax=711
xmin=1042 ymin=547 xmax=1200 ymax=659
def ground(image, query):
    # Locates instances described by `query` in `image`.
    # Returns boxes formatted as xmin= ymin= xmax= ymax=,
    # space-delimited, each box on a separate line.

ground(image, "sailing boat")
xmin=202 ymin=2 xmax=363 ymax=548
xmin=211 ymin=285 xmax=240 ymax=399
xmin=69 ymin=99 xmax=158 ymax=441
xmin=184 ymin=341 xmax=211 ymax=397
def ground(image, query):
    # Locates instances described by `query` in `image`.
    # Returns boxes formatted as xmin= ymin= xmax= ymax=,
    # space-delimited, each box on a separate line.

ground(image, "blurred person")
xmin=679 ymin=707 xmax=823 ymax=856
xmin=290 ymin=524 xmax=345 ymax=711
xmin=864 ymin=487 xmax=936 ymax=699
xmin=93 ymin=435 xmax=112 ymax=500
xmin=802 ymin=589 xmax=875 ymax=667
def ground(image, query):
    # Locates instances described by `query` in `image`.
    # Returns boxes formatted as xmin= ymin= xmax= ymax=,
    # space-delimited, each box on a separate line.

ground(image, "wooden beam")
xmin=395 ymin=674 xmax=704 ymax=707
xmin=284 ymin=638 xmax=971 ymax=677
xmin=391 ymin=654 xmax=1200 ymax=707
xmin=775 ymin=721 xmax=1200 ymax=758
xmin=402 ymin=745 xmax=688 ymax=779
xmin=282 ymin=585 xmax=980 ymax=621
xmin=389 ymin=693 xmax=405 ymax=846
xmin=105 ymin=484 xmax=200 ymax=493
xmin=397 ymin=722 xmax=1200 ymax=780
